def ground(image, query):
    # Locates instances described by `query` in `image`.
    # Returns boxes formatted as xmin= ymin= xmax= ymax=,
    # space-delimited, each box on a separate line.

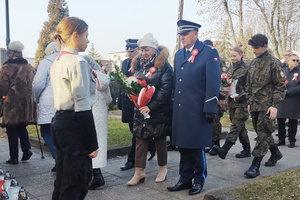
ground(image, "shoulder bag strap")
xmin=2 ymin=64 xmax=24 ymax=99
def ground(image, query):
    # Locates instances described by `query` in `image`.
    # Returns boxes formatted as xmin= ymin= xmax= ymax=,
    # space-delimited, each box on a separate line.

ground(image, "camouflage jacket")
xmin=227 ymin=60 xmax=249 ymax=108
xmin=246 ymin=51 xmax=286 ymax=111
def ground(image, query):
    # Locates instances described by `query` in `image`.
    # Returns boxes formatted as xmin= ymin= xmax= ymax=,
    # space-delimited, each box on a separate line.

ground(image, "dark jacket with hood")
xmin=131 ymin=46 xmax=173 ymax=139
xmin=0 ymin=57 xmax=37 ymax=127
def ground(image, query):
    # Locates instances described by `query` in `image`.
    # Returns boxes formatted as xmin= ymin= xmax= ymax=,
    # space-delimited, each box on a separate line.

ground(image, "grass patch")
xmin=26 ymin=116 xmax=132 ymax=149
xmin=220 ymin=112 xmax=254 ymax=131
xmin=230 ymin=168 xmax=300 ymax=199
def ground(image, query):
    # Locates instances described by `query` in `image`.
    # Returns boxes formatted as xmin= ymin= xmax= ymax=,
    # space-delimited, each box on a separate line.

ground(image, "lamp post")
xmin=5 ymin=0 xmax=10 ymax=49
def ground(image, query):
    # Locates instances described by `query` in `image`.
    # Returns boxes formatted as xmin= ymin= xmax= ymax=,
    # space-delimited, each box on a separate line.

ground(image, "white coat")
xmin=92 ymin=71 xmax=112 ymax=168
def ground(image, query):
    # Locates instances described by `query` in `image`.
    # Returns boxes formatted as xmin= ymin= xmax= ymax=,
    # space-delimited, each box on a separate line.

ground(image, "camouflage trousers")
xmin=212 ymin=105 xmax=224 ymax=142
xmin=251 ymin=111 xmax=275 ymax=157
xmin=226 ymin=107 xmax=250 ymax=144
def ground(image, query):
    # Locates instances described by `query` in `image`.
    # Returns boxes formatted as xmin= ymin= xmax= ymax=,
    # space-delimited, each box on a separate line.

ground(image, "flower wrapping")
xmin=220 ymin=73 xmax=238 ymax=98
xmin=110 ymin=66 xmax=155 ymax=118
xmin=220 ymin=73 xmax=232 ymax=91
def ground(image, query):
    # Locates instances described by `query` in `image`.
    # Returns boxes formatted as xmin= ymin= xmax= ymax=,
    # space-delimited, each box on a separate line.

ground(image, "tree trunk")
xmin=223 ymin=0 xmax=237 ymax=46
xmin=253 ymin=0 xmax=280 ymax=58
xmin=176 ymin=0 xmax=184 ymax=52
xmin=238 ymin=0 xmax=244 ymax=45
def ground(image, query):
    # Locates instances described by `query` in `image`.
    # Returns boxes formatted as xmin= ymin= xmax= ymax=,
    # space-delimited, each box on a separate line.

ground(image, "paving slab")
xmin=0 ymin=126 xmax=299 ymax=200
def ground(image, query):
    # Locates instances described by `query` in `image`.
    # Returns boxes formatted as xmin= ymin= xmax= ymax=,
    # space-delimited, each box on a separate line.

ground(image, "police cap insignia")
xmin=125 ymin=39 xmax=138 ymax=51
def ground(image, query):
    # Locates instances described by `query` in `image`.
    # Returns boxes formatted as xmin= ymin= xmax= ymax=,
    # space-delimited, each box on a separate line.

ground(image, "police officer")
xmin=245 ymin=34 xmax=286 ymax=178
xmin=118 ymin=39 xmax=139 ymax=170
xmin=167 ymin=20 xmax=220 ymax=195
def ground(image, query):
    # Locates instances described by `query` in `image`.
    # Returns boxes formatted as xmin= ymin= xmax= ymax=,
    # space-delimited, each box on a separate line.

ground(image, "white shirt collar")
xmin=185 ymin=45 xmax=194 ymax=52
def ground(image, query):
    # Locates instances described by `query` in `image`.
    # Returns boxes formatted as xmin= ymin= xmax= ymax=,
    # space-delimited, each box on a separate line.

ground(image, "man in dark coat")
xmin=167 ymin=20 xmax=221 ymax=196
xmin=118 ymin=39 xmax=139 ymax=170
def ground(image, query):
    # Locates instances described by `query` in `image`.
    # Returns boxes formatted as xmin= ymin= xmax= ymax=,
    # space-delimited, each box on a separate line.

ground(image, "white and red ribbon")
xmin=292 ymin=73 xmax=298 ymax=81
xmin=190 ymin=49 xmax=198 ymax=63
xmin=147 ymin=67 xmax=156 ymax=78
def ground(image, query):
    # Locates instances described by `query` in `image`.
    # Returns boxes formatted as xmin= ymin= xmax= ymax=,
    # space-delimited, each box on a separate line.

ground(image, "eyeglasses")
xmin=284 ymin=54 xmax=291 ymax=56
xmin=292 ymin=59 xmax=300 ymax=62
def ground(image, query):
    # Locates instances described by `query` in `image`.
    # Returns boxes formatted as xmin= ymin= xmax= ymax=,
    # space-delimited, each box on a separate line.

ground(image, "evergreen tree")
xmin=35 ymin=0 xmax=69 ymax=61
xmin=88 ymin=43 xmax=102 ymax=61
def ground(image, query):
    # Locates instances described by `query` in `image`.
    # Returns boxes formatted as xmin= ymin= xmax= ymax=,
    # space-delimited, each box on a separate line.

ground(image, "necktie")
xmin=186 ymin=50 xmax=190 ymax=59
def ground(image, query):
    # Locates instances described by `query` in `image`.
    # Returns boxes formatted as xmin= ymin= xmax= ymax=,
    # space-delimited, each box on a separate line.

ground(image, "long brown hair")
xmin=54 ymin=17 xmax=88 ymax=49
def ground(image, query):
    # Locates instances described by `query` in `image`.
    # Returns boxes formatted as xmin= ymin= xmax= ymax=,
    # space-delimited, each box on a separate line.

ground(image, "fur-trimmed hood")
xmin=131 ymin=45 xmax=169 ymax=70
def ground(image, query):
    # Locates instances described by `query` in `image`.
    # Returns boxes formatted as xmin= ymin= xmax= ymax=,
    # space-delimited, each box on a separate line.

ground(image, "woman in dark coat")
xmin=0 ymin=41 xmax=37 ymax=164
xmin=127 ymin=33 xmax=173 ymax=186
xmin=277 ymin=53 xmax=300 ymax=148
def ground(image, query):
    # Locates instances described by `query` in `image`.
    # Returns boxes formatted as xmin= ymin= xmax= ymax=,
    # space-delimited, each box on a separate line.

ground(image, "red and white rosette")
xmin=189 ymin=49 xmax=198 ymax=63
xmin=292 ymin=73 xmax=298 ymax=81
xmin=146 ymin=67 xmax=156 ymax=79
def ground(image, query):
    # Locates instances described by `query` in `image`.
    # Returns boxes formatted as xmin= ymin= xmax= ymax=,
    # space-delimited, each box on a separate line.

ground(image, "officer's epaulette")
xmin=206 ymin=45 xmax=215 ymax=50
xmin=75 ymin=55 xmax=86 ymax=62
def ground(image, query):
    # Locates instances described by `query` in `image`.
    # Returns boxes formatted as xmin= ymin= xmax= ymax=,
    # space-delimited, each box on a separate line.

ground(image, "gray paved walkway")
xmin=1 ymin=126 xmax=299 ymax=200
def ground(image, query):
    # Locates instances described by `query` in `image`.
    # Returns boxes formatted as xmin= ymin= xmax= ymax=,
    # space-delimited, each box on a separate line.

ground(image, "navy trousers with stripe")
xmin=178 ymin=148 xmax=207 ymax=184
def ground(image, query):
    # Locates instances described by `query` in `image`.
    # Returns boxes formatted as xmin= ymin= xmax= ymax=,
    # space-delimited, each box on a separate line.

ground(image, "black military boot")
xmin=265 ymin=145 xmax=283 ymax=167
xmin=88 ymin=168 xmax=105 ymax=190
xmin=235 ymin=143 xmax=251 ymax=158
xmin=211 ymin=141 xmax=234 ymax=159
xmin=208 ymin=140 xmax=220 ymax=156
xmin=244 ymin=157 xmax=263 ymax=178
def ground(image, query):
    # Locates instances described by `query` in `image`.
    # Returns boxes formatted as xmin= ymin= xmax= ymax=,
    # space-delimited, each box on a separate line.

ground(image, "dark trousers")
xmin=127 ymin=123 xmax=136 ymax=163
xmin=135 ymin=137 xmax=167 ymax=168
xmin=6 ymin=125 xmax=31 ymax=159
xmin=178 ymin=148 xmax=207 ymax=184
xmin=51 ymin=111 xmax=92 ymax=200
xmin=41 ymin=124 xmax=57 ymax=159
xmin=277 ymin=118 xmax=298 ymax=144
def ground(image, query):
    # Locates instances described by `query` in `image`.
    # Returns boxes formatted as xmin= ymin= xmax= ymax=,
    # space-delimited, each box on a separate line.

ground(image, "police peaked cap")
xmin=177 ymin=20 xmax=201 ymax=35
xmin=125 ymin=39 xmax=138 ymax=51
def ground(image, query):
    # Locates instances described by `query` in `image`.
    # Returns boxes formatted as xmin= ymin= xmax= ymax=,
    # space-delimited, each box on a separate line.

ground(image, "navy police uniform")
xmin=117 ymin=39 xmax=138 ymax=169
xmin=171 ymin=20 xmax=221 ymax=189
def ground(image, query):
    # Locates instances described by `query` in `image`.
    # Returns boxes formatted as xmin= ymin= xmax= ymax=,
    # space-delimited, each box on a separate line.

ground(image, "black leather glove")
xmin=285 ymin=89 xmax=291 ymax=97
xmin=206 ymin=113 xmax=217 ymax=124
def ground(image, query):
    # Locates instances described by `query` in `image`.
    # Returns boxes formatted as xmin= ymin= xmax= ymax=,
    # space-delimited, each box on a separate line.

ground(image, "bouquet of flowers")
xmin=110 ymin=66 xmax=155 ymax=119
xmin=220 ymin=73 xmax=238 ymax=98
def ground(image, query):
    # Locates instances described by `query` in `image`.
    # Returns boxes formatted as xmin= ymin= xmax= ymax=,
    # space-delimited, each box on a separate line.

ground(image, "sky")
xmin=0 ymin=0 xmax=208 ymax=59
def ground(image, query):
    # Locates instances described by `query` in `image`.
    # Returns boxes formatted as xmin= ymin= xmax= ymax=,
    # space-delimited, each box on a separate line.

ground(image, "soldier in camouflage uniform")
xmin=244 ymin=34 xmax=286 ymax=178
xmin=212 ymin=46 xmax=251 ymax=159
xmin=202 ymin=40 xmax=227 ymax=155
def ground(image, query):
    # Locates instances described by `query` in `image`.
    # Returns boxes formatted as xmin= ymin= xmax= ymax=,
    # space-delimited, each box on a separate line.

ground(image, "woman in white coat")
xmin=32 ymin=42 xmax=59 ymax=171
xmin=83 ymin=55 xmax=112 ymax=190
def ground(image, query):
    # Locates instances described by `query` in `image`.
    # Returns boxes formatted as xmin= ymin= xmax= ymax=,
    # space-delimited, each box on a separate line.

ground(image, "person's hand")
xmin=247 ymin=105 xmax=251 ymax=114
xmin=218 ymin=100 xmax=226 ymax=108
xmin=88 ymin=149 xmax=99 ymax=158
xmin=219 ymin=91 xmax=228 ymax=96
xmin=139 ymin=106 xmax=150 ymax=115
xmin=127 ymin=94 xmax=133 ymax=101
xmin=266 ymin=106 xmax=277 ymax=120
xmin=206 ymin=113 xmax=217 ymax=124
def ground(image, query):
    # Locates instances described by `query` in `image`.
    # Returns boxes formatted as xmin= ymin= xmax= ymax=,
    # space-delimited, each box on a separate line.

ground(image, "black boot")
xmin=211 ymin=141 xmax=234 ymax=159
xmin=88 ymin=168 xmax=105 ymax=190
xmin=208 ymin=140 xmax=220 ymax=156
xmin=235 ymin=143 xmax=251 ymax=158
xmin=265 ymin=145 xmax=283 ymax=167
xmin=244 ymin=157 xmax=263 ymax=178
xmin=148 ymin=141 xmax=156 ymax=161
